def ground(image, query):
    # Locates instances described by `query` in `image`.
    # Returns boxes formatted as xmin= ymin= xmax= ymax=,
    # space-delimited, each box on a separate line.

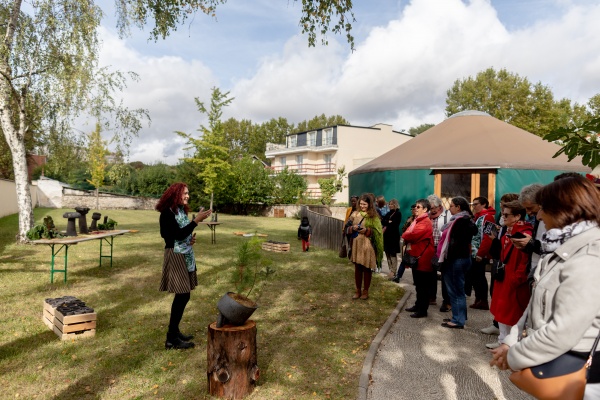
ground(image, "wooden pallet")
xmin=261 ymin=242 xmax=290 ymax=252
xmin=43 ymin=299 xmax=96 ymax=340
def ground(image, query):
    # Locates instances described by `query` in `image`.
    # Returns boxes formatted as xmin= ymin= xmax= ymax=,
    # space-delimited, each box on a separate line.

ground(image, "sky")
xmin=90 ymin=0 xmax=600 ymax=164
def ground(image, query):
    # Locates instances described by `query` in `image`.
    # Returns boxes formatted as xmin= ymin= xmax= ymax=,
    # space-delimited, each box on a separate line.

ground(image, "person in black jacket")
xmin=298 ymin=216 xmax=312 ymax=252
xmin=437 ymin=196 xmax=477 ymax=329
xmin=156 ymin=182 xmax=211 ymax=350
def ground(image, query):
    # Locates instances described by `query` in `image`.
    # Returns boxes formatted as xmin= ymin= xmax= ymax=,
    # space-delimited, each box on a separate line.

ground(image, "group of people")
xmin=155 ymin=172 xmax=600 ymax=397
xmin=345 ymin=173 xmax=600 ymax=397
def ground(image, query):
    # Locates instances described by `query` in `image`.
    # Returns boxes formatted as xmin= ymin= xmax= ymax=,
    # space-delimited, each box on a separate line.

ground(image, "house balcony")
xmin=269 ymin=162 xmax=337 ymax=176
xmin=265 ymin=142 xmax=338 ymax=158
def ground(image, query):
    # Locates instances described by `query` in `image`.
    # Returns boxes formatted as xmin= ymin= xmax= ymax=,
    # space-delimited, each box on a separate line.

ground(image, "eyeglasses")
xmin=471 ymin=202 xmax=480 ymax=206
xmin=501 ymin=213 xmax=513 ymax=218
xmin=415 ymin=205 xmax=423 ymax=209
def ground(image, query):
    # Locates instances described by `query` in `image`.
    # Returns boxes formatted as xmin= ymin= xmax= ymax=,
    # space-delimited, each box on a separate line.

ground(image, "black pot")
xmin=216 ymin=292 xmax=258 ymax=328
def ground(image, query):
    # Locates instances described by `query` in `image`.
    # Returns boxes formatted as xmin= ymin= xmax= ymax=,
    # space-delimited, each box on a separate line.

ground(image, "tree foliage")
xmin=318 ymin=166 xmax=347 ymax=205
xmin=117 ymin=0 xmax=355 ymax=50
xmin=293 ymin=114 xmax=350 ymax=133
xmin=445 ymin=68 xmax=581 ymax=137
xmin=272 ymin=167 xmax=307 ymax=204
xmin=86 ymin=123 xmax=108 ymax=190
xmin=543 ymin=94 xmax=600 ymax=169
xmin=408 ymin=123 xmax=435 ymax=136
xmin=1 ymin=0 xmax=148 ymax=242
xmin=226 ymin=156 xmax=274 ymax=214
xmin=178 ymin=87 xmax=233 ymax=203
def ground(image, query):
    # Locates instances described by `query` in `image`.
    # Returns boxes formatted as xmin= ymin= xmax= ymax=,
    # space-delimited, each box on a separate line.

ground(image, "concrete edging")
xmin=357 ymin=290 xmax=413 ymax=400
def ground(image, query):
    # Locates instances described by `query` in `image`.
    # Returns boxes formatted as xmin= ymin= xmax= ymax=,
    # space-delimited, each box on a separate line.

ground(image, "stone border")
xmin=357 ymin=291 xmax=413 ymax=400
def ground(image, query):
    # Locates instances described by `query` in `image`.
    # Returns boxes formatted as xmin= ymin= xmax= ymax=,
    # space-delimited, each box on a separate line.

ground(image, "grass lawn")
xmin=0 ymin=209 xmax=404 ymax=399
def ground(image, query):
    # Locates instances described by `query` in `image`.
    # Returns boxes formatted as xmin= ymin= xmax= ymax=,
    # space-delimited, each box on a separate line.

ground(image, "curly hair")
xmin=155 ymin=183 xmax=189 ymax=214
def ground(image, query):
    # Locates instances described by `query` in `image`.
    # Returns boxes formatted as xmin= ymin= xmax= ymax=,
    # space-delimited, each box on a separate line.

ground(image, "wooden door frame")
xmin=433 ymin=169 xmax=497 ymax=208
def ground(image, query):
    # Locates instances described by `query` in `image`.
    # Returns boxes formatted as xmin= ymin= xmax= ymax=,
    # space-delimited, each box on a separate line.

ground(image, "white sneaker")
xmin=480 ymin=325 xmax=500 ymax=335
xmin=486 ymin=341 xmax=501 ymax=349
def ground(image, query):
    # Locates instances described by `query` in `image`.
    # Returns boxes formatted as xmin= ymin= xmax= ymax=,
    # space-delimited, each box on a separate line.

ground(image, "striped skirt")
xmin=159 ymin=248 xmax=198 ymax=293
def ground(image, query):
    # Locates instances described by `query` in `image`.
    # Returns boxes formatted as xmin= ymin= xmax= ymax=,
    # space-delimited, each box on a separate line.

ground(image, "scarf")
xmin=360 ymin=210 xmax=384 ymax=267
xmin=173 ymin=207 xmax=196 ymax=272
xmin=437 ymin=211 xmax=470 ymax=263
xmin=541 ymin=220 xmax=598 ymax=255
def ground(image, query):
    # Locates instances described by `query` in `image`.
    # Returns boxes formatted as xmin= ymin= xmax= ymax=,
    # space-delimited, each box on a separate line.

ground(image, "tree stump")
xmin=207 ymin=320 xmax=259 ymax=399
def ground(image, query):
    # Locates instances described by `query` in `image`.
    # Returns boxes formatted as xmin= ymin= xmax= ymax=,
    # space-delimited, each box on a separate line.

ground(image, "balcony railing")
xmin=269 ymin=162 xmax=336 ymax=175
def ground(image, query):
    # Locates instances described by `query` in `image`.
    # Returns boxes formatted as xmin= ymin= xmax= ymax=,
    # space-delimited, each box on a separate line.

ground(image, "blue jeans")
xmin=443 ymin=257 xmax=471 ymax=326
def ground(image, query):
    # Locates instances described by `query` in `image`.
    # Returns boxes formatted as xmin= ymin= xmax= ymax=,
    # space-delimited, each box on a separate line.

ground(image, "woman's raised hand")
xmin=194 ymin=208 xmax=212 ymax=224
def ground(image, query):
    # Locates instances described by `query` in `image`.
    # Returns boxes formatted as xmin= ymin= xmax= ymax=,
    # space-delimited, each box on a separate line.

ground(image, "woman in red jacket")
xmin=403 ymin=198 xmax=435 ymax=318
xmin=489 ymin=200 xmax=532 ymax=347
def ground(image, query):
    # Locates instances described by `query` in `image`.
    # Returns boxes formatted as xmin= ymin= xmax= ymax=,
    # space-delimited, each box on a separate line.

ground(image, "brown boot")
xmin=361 ymin=269 xmax=372 ymax=300
xmin=353 ymin=264 xmax=363 ymax=300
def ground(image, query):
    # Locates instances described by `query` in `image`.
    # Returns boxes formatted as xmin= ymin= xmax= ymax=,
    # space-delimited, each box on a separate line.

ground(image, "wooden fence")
xmin=300 ymin=205 xmax=344 ymax=252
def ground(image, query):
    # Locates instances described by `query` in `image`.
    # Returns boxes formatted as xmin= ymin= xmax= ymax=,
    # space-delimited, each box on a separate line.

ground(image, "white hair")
xmin=427 ymin=194 xmax=443 ymax=208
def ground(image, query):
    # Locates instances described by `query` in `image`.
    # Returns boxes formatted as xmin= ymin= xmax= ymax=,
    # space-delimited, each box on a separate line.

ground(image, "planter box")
xmin=261 ymin=241 xmax=290 ymax=253
xmin=42 ymin=297 xmax=96 ymax=341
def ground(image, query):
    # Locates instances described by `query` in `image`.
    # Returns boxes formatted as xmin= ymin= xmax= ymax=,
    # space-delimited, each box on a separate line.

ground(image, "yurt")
xmin=348 ymin=111 xmax=590 ymax=215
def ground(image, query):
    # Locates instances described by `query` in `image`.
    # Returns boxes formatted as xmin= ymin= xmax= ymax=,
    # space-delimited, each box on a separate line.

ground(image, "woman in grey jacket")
xmin=490 ymin=177 xmax=600 ymax=399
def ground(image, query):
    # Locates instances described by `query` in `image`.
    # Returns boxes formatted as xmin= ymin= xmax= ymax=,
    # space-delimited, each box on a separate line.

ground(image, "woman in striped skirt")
xmin=156 ymin=183 xmax=212 ymax=350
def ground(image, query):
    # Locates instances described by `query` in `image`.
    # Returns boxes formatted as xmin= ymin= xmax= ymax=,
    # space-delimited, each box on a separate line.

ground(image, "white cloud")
xmin=94 ymin=0 xmax=600 ymax=163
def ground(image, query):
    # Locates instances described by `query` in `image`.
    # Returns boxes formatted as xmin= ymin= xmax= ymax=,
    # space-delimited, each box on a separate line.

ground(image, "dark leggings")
xmin=168 ymin=292 xmax=190 ymax=334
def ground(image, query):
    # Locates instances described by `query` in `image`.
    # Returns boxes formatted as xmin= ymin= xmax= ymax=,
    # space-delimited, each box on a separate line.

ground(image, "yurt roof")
xmin=350 ymin=111 xmax=590 ymax=176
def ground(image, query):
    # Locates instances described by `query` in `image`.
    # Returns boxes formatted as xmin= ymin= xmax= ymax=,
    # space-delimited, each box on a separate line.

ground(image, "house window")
xmin=287 ymin=135 xmax=297 ymax=148
xmin=296 ymin=155 xmax=303 ymax=173
xmin=280 ymin=156 xmax=286 ymax=167
xmin=323 ymin=128 xmax=333 ymax=145
xmin=323 ymin=154 xmax=333 ymax=172
xmin=307 ymin=131 xmax=317 ymax=146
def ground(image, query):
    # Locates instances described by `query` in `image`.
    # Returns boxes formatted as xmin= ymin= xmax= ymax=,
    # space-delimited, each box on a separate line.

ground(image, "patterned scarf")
xmin=174 ymin=207 xmax=196 ymax=272
xmin=437 ymin=211 xmax=470 ymax=263
xmin=541 ymin=220 xmax=598 ymax=255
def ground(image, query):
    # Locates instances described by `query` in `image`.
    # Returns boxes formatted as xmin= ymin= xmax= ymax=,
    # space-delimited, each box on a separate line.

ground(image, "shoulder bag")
xmin=402 ymin=241 xmax=429 ymax=268
xmin=338 ymin=234 xmax=347 ymax=258
xmin=509 ymin=313 xmax=600 ymax=400
xmin=493 ymin=244 xmax=514 ymax=282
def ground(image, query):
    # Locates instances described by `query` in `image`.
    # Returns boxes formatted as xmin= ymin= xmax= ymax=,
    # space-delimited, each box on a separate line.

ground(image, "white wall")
xmin=335 ymin=124 xmax=411 ymax=202
xmin=0 ymin=178 xmax=38 ymax=218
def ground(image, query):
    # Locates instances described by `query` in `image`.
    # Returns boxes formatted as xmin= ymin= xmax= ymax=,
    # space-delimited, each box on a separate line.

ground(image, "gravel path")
xmin=364 ymin=261 xmax=533 ymax=400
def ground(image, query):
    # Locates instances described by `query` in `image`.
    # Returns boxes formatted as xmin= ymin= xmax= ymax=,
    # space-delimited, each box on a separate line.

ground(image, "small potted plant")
xmin=216 ymin=235 xmax=274 ymax=327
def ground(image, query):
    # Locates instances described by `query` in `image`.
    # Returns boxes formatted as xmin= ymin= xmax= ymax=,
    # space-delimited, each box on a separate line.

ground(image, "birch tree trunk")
xmin=0 ymin=0 xmax=34 ymax=243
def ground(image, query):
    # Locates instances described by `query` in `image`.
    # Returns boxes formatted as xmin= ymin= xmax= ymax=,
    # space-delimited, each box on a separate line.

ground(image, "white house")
xmin=265 ymin=124 xmax=412 ymax=203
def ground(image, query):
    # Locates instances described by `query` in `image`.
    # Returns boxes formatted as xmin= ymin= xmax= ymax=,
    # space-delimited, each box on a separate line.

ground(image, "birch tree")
xmin=0 ymin=0 xmax=147 ymax=242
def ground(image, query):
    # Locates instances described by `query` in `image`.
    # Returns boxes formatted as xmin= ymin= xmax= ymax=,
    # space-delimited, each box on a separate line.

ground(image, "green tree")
xmin=2 ymin=0 xmax=355 ymax=242
xmin=87 ymin=123 xmax=108 ymax=208
xmin=222 ymin=117 xmax=293 ymax=162
xmin=272 ymin=167 xmax=307 ymax=204
xmin=117 ymin=0 xmax=356 ymax=50
xmin=408 ymin=123 xmax=435 ymax=136
xmin=318 ymin=166 xmax=347 ymax=205
xmin=226 ymin=156 xmax=274 ymax=214
xmin=1 ymin=1 xmax=148 ymax=242
xmin=445 ymin=68 xmax=578 ymax=137
xmin=294 ymin=114 xmax=350 ymax=133
xmin=178 ymin=87 xmax=233 ymax=205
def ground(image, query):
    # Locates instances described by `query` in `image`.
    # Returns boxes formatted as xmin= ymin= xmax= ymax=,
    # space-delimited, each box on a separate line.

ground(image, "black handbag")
xmin=402 ymin=241 xmax=429 ymax=267
xmin=338 ymin=235 xmax=347 ymax=258
xmin=493 ymin=245 xmax=514 ymax=282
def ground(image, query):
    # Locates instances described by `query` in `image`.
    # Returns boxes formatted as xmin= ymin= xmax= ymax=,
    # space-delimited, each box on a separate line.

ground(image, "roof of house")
xmin=350 ymin=110 xmax=590 ymax=176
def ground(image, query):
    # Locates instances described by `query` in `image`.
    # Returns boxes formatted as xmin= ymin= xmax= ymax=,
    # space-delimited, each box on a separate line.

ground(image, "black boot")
xmin=177 ymin=331 xmax=194 ymax=341
xmin=165 ymin=332 xmax=195 ymax=350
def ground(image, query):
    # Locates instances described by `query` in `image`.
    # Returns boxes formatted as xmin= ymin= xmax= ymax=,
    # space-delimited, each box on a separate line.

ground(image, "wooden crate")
xmin=43 ymin=298 xmax=96 ymax=340
xmin=262 ymin=241 xmax=290 ymax=253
